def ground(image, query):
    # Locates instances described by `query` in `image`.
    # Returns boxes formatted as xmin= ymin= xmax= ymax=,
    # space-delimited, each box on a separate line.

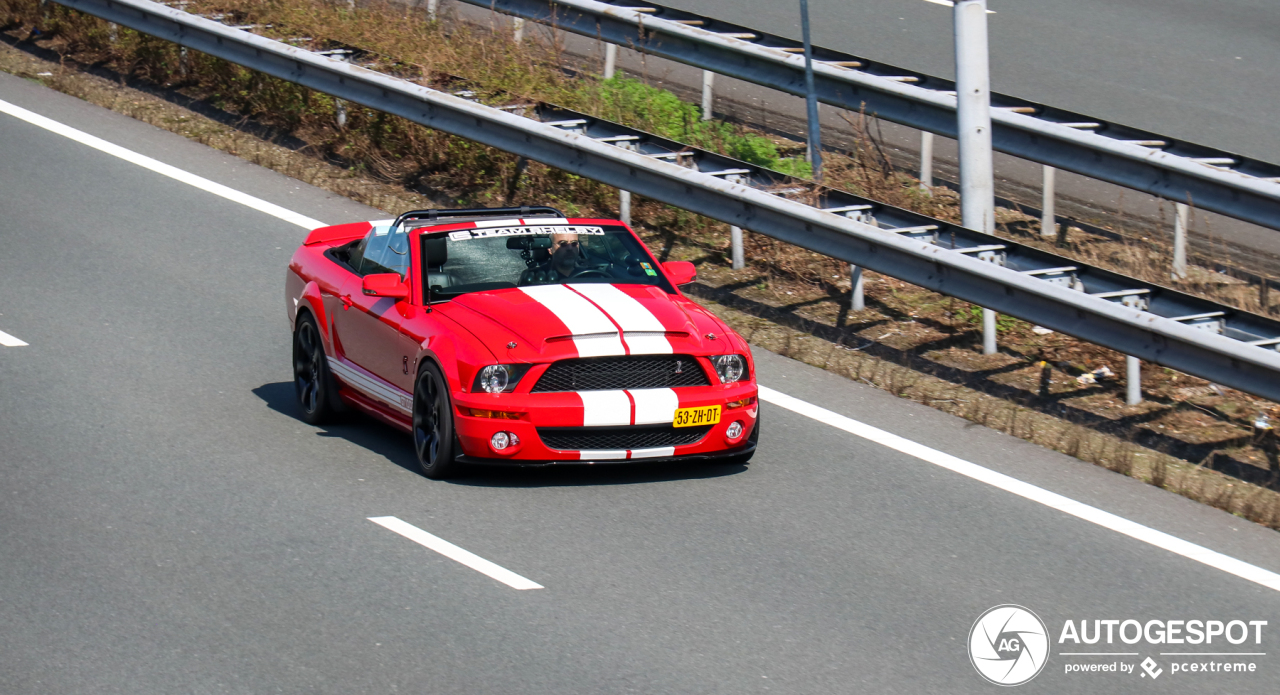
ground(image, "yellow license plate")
xmin=673 ymin=405 xmax=721 ymax=428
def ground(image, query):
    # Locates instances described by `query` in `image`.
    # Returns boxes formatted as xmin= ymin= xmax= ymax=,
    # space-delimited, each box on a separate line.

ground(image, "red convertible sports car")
xmin=286 ymin=206 xmax=759 ymax=478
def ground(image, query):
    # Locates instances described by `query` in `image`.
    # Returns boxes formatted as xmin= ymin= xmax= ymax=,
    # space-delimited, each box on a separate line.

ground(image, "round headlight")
xmin=491 ymin=432 xmax=511 ymax=450
xmin=478 ymin=365 xmax=509 ymax=393
xmin=714 ymin=354 xmax=745 ymax=383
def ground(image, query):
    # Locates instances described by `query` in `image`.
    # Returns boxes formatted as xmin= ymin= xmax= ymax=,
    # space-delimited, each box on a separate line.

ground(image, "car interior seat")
xmin=422 ymin=236 xmax=459 ymax=290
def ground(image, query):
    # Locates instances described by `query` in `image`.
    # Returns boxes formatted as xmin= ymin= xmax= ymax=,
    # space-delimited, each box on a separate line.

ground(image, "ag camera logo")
xmin=969 ymin=605 xmax=1050 ymax=686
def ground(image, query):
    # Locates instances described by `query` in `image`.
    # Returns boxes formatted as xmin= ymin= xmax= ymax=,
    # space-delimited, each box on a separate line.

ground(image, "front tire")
xmin=413 ymin=362 xmax=460 ymax=479
xmin=293 ymin=314 xmax=340 ymax=425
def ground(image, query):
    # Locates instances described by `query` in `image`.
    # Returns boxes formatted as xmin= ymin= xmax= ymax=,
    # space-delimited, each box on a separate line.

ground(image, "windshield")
xmin=419 ymin=224 xmax=672 ymax=301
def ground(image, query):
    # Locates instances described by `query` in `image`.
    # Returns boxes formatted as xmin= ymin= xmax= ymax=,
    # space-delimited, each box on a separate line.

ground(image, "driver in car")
xmin=519 ymin=232 xmax=584 ymax=284
xmin=548 ymin=232 xmax=581 ymax=278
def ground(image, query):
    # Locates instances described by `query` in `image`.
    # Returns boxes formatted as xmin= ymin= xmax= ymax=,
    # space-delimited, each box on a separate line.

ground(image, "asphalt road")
xmin=662 ymin=0 xmax=1280 ymax=163
xmin=3 ymin=72 xmax=1280 ymax=693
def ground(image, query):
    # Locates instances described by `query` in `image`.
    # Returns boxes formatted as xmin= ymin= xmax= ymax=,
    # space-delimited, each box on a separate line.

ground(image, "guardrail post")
xmin=701 ymin=70 xmax=715 ymax=121
xmin=108 ymin=22 xmax=118 ymax=42
xmin=1126 ymin=355 xmax=1142 ymax=405
xmin=335 ymin=98 xmax=347 ymax=128
xmin=982 ymin=309 xmax=998 ymax=354
xmin=513 ymin=17 xmax=524 ymax=43
xmin=1172 ymin=202 xmax=1189 ymax=280
xmin=427 ymin=0 xmax=439 ymax=22
xmin=333 ymin=52 xmax=349 ymax=128
xmin=603 ymin=42 xmax=617 ymax=79
xmin=850 ymin=264 xmax=865 ymax=311
xmin=955 ymin=0 xmax=997 ymax=355
xmin=799 ymin=0 xmax=822 ymax=180
xmin=179 ymin=46 xmax=189 ymax=78
xmin=619 ymin=189 xmax=631 ymax=226
xmin=1041 ymin=165 xmax=1056 ymax=237
xmin=919 ymin=131 xmax=934 ymax=193
xmin=730 ymin=226 xmax=745 ymax=269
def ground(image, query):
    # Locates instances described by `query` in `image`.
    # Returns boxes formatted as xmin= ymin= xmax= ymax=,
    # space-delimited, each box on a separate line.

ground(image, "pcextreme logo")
xmin=968 ymin=605 xmax=1269 ymax=686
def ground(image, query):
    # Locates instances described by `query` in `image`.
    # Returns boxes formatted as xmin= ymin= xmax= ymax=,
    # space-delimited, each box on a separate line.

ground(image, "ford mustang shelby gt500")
xmin=286 ymin=206 xmax=759 ymax=478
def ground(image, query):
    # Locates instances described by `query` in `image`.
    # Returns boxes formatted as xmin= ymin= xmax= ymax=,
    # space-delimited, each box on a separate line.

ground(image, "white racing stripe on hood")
xmin=578 ymin=390 xmax=632 ymax=426
xmin=570 ymin=284 xmax=673 ymax=354
xmin=627 ymin=388 xmax=679 ymax=425
xmin=519 ymin=284 xmax=625 ymax=357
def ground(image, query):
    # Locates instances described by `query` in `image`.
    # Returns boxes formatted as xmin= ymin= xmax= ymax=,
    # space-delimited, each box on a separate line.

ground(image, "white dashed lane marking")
xmin=368 ymin=516 xmax=544 ymax=590
xmin=0 ymin=328 xmax=28 ymax=347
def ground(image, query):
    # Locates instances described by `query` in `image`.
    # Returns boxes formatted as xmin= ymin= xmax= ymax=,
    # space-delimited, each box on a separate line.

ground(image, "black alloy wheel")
xmin=293 ymin=314 xmax=340 ymax=425
xmin=413 ymin=362 xmax=459 ymax=479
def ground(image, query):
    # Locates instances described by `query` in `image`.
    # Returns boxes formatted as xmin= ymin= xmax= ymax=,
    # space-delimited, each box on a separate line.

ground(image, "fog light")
xmin=491 ymin=431 xmax=519 ymax=450
xmin=726 ymin=420 xmax=744 ymax=440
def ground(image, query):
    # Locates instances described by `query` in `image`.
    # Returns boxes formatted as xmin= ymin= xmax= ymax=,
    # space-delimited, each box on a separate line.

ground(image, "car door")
xmin=331 ymin=224 xmax=416 ymax=396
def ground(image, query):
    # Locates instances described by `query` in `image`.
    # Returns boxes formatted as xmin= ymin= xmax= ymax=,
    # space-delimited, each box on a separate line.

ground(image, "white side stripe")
xmin=759 ymin=385 xmax=1280 ymax=593
xmin=519 ymin=284 xmax=625 ymax=357
xmin=579 ymin=390 xmax=632 ymax=426
xmin=0 ymin=329 xmax=28 ymax=347
xmin=628 ymin=388 xmax=679 ymax=425
xmin=368 ymin=516 xmax=543 ymax=590
xmin=570 ymin=284 xmax=673 ymax=354
xmin=0 ymin=98 xmax=327 ymax=230
xmin=329 ymin=359 xmax=412 ymax=414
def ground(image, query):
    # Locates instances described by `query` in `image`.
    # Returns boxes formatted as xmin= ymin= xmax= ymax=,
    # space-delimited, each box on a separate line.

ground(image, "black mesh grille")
xmin=531 ymin=355 xmax=709 ymax=392
xmin=538 ymin=425 xmax=711 ymax=451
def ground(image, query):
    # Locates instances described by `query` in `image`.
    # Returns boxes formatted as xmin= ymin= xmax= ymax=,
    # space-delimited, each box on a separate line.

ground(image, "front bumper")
xmin=451 ymin=382 xmax=759 ymax=463
xmin=456 ymin=439 xmax=756 ymax=467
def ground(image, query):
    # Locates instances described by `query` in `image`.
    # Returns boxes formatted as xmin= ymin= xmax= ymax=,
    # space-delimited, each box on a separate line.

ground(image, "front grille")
xmin=531 ymin=355 xmax=710 ymax=392
xmin=538 ymin=424 xmax=712 ymax=451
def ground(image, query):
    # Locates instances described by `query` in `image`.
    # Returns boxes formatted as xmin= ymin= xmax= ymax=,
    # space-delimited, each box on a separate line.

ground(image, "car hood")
xmin=443 ymin=284 xmax=723 ymax=362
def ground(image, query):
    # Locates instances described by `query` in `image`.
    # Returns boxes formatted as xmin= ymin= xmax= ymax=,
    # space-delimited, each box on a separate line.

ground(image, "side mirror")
xmin=362 ymin=273 xmax=410 ymax=299
xmin=662 ymin=261 xmax=697 ymax=286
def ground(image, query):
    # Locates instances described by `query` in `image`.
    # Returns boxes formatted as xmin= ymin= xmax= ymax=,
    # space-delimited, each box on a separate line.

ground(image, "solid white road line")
xmin=11 ymin=97 xmax=1274 ymax=596
xmin=759 ymin=385 xmax=1280 ymax=593
xmin=0 ymin=328 xmax=28 ymax=347
xmin=0 ymin=98 xmax=327 ymax=231
xmin=368 ymin=516 xmax=544 ymax=590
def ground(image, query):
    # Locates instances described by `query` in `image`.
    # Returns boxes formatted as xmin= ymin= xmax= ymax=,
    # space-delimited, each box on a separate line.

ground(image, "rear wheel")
xmin=293 ymin=314 xmax=340 ymax=425
xmin=413 ymin=362 xmax=460 ymax=479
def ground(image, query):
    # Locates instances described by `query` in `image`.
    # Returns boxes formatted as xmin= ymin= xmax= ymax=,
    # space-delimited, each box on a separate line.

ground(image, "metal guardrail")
xmin=45 ymin=0 xmax=1280 ymax=402
xmin=460 ymin=0 xmax=1280 ymax=234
